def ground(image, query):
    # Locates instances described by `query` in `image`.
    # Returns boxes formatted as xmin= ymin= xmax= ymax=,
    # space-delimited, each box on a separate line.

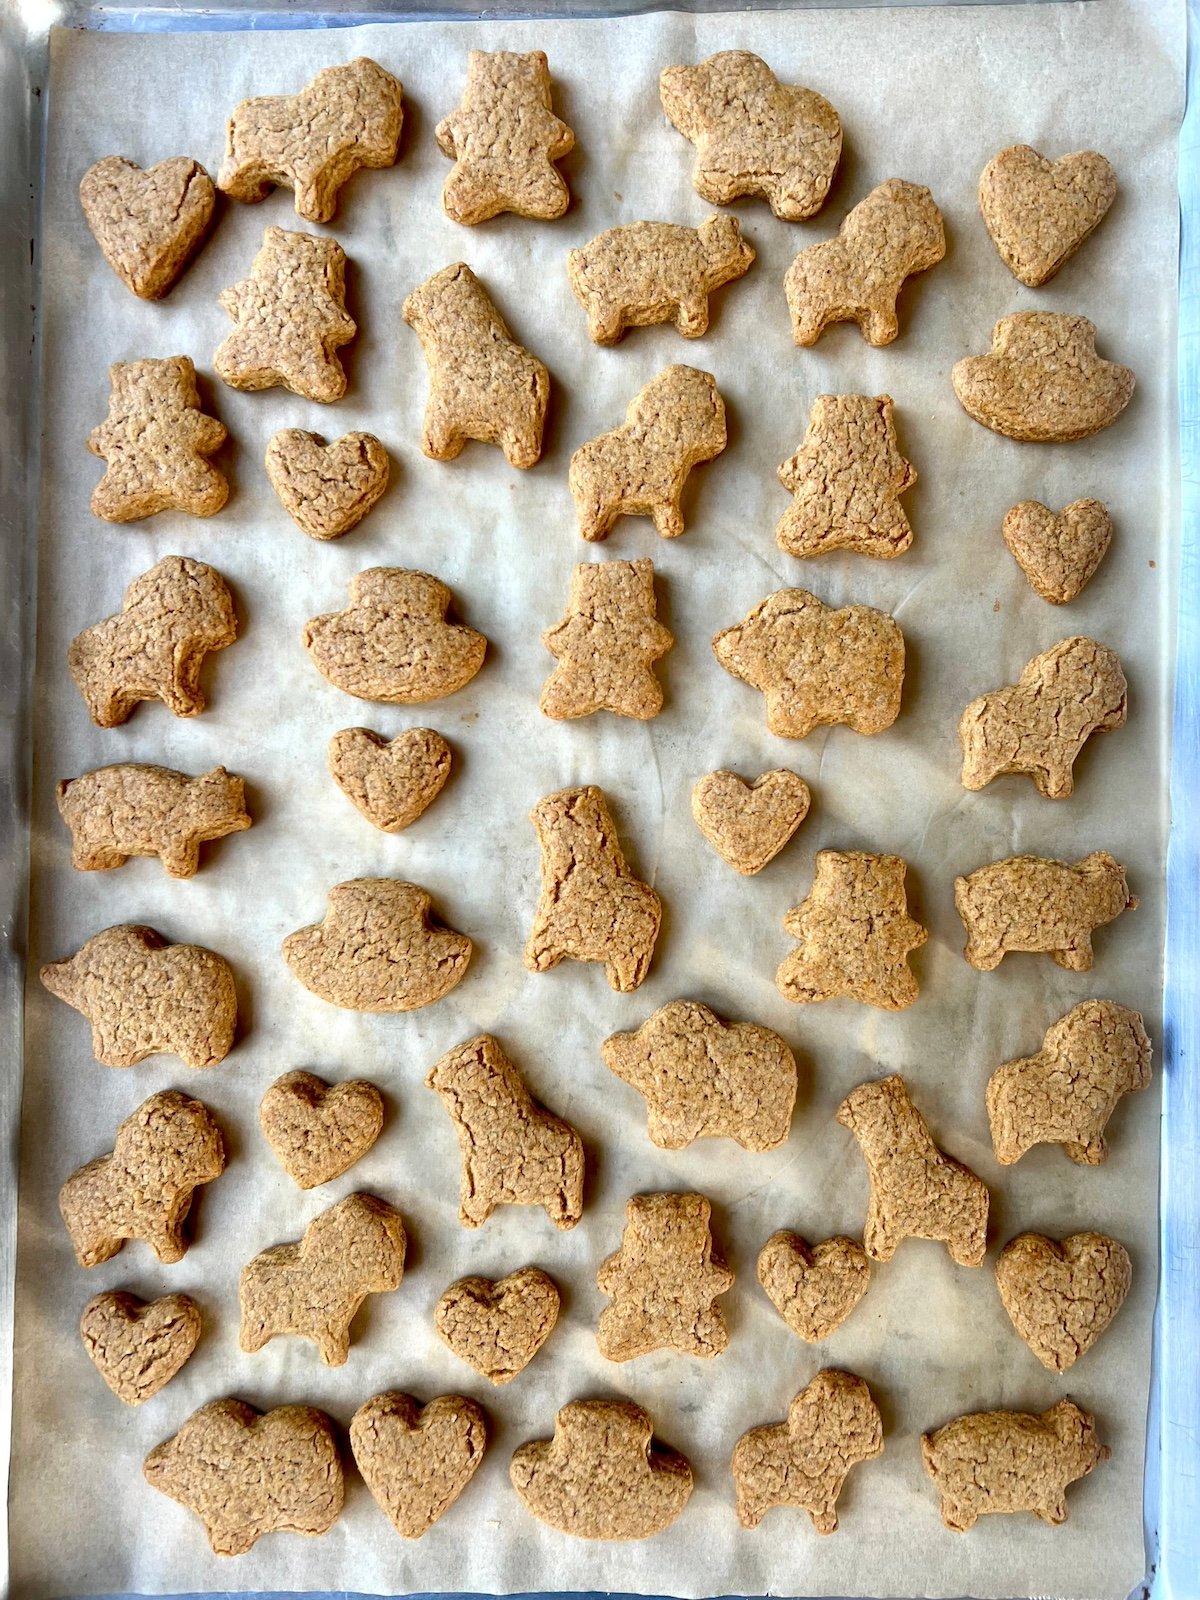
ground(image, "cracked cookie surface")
xmin=56 ymin=763 xmax=250 ymax=877
xmin=776 ymin=394 xmax=916 ymax=559
xmin=691 ymin=768 xmax=810 ymax=874
xmin=757 ymin=1233 xmax=870 ymax=1342
xmin=259 ymin=1070 xmax=384 ymax=1188
xmin=1003 ymin=497 xmax=1112 ymax=603
xmin=777 ymin=851 xmax=926 ymax=1009
xmin=88 ymin=357 xmax=227 ymax=522
xmin=596 ymin=1191 xmax=733 ymax=1360
xmin=81 ymin=157 xmax=215 ymax=299
xmin=351 ymin=1392 xmax=488 ymax=1538
xmin=328 ymin=726 xmax=452 ymax=831
xmin=979 ymin=145 xmax=1116 ymax=287
xmin=541 ymin=559 xmax=673 ymax=721
xmin=435 ymin=1267 xmax=560 ymax=1384
xmin=955 ymin=851 xmax=1136 ymax=971
xmin=266 ymin=429 xmax=389 ymax=540
xmin=81 ymin=1291 xmax=201 ymax=1404
xmin=995 ymin=1232 xmax=1131 ymax=1372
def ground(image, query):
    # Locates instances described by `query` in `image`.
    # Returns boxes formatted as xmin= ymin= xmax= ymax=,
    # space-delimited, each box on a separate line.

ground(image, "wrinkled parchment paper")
xmin=13 ymin=3 xmax=1182 ymax=1595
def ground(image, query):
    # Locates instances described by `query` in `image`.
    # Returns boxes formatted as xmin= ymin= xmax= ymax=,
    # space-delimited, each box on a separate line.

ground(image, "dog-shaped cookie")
xmin=56 ymin=764 xmax=250 ymax=877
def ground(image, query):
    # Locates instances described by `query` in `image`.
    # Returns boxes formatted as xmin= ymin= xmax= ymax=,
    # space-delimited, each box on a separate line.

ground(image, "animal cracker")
xmin=80 ymin=157 xmax=214 ymax=300
xmin=265 ymin=429 xmax=390 ymax=540
xmin=88 ymin=357 xmax=227 ymax=522
xmin=776 ymin=394 xmax=916 ymax=559
xmin=351 ymin=1392 xmax=488 ymax=1538
xmin=259 ymin=1070 xmax=384 ymax=1188
xmin=955 ymin=851 xmax=1136 ymax=971
xmin=540 ymin=558 xmax=673 ymax=721
xmin=56 ymin=763 xmax=250 ymax=878
xmin=327 ymin=726 xmax=452 ymax=831
xmin=435 ymin=1267 xmax=560 ymax=1385
xmin=596 ymin=1191 xmax=733 ymax=1360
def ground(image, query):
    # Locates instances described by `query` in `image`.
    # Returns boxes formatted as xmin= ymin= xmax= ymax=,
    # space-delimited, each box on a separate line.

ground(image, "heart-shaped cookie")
xmin=265 ymin=429 xmax=390 ymax=540
xmin=350 ymin=1392 xmax=487 ymax=1538
xmin=327 ymin=727 xmax=452 ymax=833
xmin=80 ymin=1290 xmax=201 ymax=1405
xmin=692 ymin=768 xmax=811 ymax=875
xmin=435 ymin=1267 xmax=560 ymax=1384
xmin=979 ymin=145 xmax=1117 ymax=288
xmin=1003 ymin=498 xmax=1112 ymax=605
xmin=995 ymin=1231 xmax=1131 ymax=1372
xmin=259 ymin=1070 xmax=384 ymax=1189
xmin=80 ymin=156 xmax=215 ymax=300
xmin=757 ymin=1232 xmax=870 ymax=1342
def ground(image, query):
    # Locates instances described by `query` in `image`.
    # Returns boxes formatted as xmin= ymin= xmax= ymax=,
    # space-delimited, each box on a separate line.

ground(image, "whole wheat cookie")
xmin=732 ymin=1369 xmax=883 ymax=1532
xmin=351 ymin=1392 xmax=487 ymax=1539
xmin=986 ymin=999 xmax=1152 ymax=1166
xmin=328 ymin=727 xmax=451 ymax=831
xmin=996 ymin=1232 xmax=1131 ymax=1373
xmin=980 ymin=145 xmax=1117 ymax=288
xmin=776 ymin=394 xmax=916 ymax=559
xmin=921 ymin=1401 xmax=1108 ymax=1531
xmin=436 ymin=49 xmax=573 ymax=224
xmin=525 ymin=784 xmax=661 ymax=992
xmin=660 ymin=50 xmax=841 ymax=221
xmin=776 ymin=851 xmax=926 ymax=1010
xmin=218 ymin=57 xmax=403 ymax=222
xmin=691 ymin=768 xmax=810 ymax=875
xmin=757 ymin=1233 xmax=871 ymax=1343
xmin=567 ymin=217 xmax=754 ymax=345
xmin=56 ymin=763 xmax=250 ymax=878
xmin=68 ymin=555 xmax=237 ymax=728
xmin=259 ymin=1070 xmax=384 ymax=1188
xmin=88 ymin=357 xmax=227 ymax=522
xmin=427 ymin=1034 xmax=585 ymax=1230
xmin=952 ymin=312 xmax=1135 ymax=442
xmin=601 ymin=998 xmax=797 ymax=1151
xmin=265 ymin=429 xmax=390 ymax=540
xmin=837 ymin=1075 xmax=989 ymax=1267
xmin=215 ymin=227 xmax=355 ymax=403
xmin=713 ymin=589 xmax=905 ymax=739
xmin=511 ymin=1399 xmax=693 ymax=1540
xmin=59 ymin=1089 xmax=226 ymax=1268
xmin=435 ymin=1267 xmax=560 ymax=1384
xmin=1003 ymin=497 xmax=1113 ymax=604
xmin=955 ymin=850 xmax=1136 ymax=971
xmin=282 ymin=878 xmax=471 ymax=1012
xmin=569 ymin=364 xmax=726 ymax=542
xmin=596 ymin=1191 xmax=733 ymax=1361
xmin=144 ymin=1398 xmax=344 ymax=1555
xmin=784 ymin=179 xmax=945 ymax=347
xmin=403 ymin=263 xmax=549 ymax=467
xmin=80 ymin=1290 xmax=201 ymax=1405
xmin=80 ymin=157 xmax=215 ymax=300
xmin=41 ymin=923 xmax=237 ymax=1069
xmin=540 ymin=558 xmax=673 ymax=721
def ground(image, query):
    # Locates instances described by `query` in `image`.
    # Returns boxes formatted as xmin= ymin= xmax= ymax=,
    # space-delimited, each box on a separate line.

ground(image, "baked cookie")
xmin=80 ymin=157 xmax=214 ymax=299
xmin=351 ymin=1392 xmax=487 ymax=1538
xmin=88 ymin=357 xmax=227 ymax=522
xmin=596 ymin=1191 xmax=733 ymax=1360
xmin=756 ymin=1233 xmax=870 ymax=1342
xmin=540 ymin=559 xmax=673 ymax=721
xmin=435 ymin=1267 xmax=560 ymax=1384
xmin=327 ymin=727 xmax=452 ymax=831
xmin=265 ymin=429 xmax=390 ymax=540
xmin=979 ymin=145 xmax=1117 ymax=287
xmin=996 ymin=1232 xmax=1131 ymax=1372
xmin=80 ymin=1291 xmax=201 ymax=1405
xmin=259 ymin=1070 xmax=384 ymax=1188
xmin=56 ymin=763 xmax=249 ymax=877
xmin=1003 ymin=498 xmax=1113 ymax=603
xmin=691 ymin=768 xmax=810 ymax=875
xmin=955 ymin=851 xmax=1136 ymax=971
xmin=776 ymin=395 xmax=916 ymax=559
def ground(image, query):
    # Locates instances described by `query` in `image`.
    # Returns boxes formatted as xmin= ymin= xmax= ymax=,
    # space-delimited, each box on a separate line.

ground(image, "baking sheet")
xmin=11 ymin=3 xmax=1182 ymax=1596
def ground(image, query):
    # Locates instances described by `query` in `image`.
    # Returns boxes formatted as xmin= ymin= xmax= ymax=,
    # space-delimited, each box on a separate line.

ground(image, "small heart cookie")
xmin=757 ymin=1232 xmax=870 ymax=1342
xmin=979 ymin=145 xmax=1117 ymax=288
xmin=80 ymin=156 xmax=215 ymax=300
xmin=80 ymin=1290 xmax=201 ymax=1404
xmin=327 ymin=727 xmax=452 ymax=833
xmin=435 ymin=1267 xmax=560 ymax=1385
xmin=350 ymin=1392 xmax=487 ymax=1538
xmin=995 ymin=1231 xmax=1131 ymax=1373
xmin=265 ymin=429 xmax=390 ymax=540
xmin=692 ymin=768 xmax=811 ymax=875
xmin=1003 ymin=498 xmax=1112 ymax=605
xmin=259 ymin=1070 xmax=384 ymax=1189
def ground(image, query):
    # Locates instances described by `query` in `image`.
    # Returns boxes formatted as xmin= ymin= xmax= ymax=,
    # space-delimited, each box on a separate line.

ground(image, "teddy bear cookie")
xmin=218 ymin=57 xmax=403 ymax=222
xmin=756 ymin=1233 xmax=871 ymax=1343
xmin=979 ymin=145 xmax=1117 ymax=287
xmin=56 ymin=764 xmax=250 ymax=878
xmin=350 ymin=1392 xmax=488 ymax=1539
xmin=435 ymin=1267 xmax=560 ymax=1384
xmin=436 ymin=49 xmax=573 ymax=223
xmin=328 ymin=727 xmax=452 ymax=832
xmin=265 ymin=429 xmax=390 ymax=540
xmin=952 ymin=313 xmax=1134 ymax=442
xmin=776 ymin=395 xmax=916 ymax=559
xmin=80 ymin=1290 xmax=202 ymax=1405
xmin=540 ymin=559 xmax=673 ymax=721
xmin=80 ymin=157 xmax=215 ymax=299
xmin=955 ymin=851 xmax=1136 ymax=971
xmin=1003 ymin=498 xmax=1113 ymax=603
xmin=691 ymin=768 xmax=810 ymax=875
xmin=596 ymin=1192 xmax=733 ymax=1360
xmin=88 ymin=357 xmax=227 ymax=522
xmin=995 ymin=1232 xmax=1131 ymax=1373
xmin=259 ymin=1070 xmax=384 ymax=1188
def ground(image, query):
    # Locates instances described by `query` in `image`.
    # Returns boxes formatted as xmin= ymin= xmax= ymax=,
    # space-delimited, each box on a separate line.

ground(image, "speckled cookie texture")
xmin=959 ymin=637 xmax=1127 ymax=799
xmin=837 ymin=1075 xmax=989 ymax=1267
xmin=259 ymin=1070 xmax=384 ymax=1188
xmin=732 ymin=1370 xmax=884 ymax=1532
xmin=776 ymin=394 xmax=916 ymax=559
xmin=218 ymin=57 xmax=403 ymax=222
xmin=327 ymin=727 xmax=452 ymax=831
xmin=570 ymin=364 xmax=726 ymax=542
xmin=659 ymin=50 xmax=842 ymax=221
xmin=511 ymin=1399 xmax=693 ymax=1540
xmin=596 ymin=1192 xmax=733 ymax=1360
xmin=1003 ymin=498 xmax=1113 ymax=603
xmin=351 ymin=1392 xmax=488 ymax=1539
xmin=921 ymin=1401 xmax=1108 ymax=1531
xmin=80 ymin=1291 xmax=202 ymax=1405
xmin=986 ymin=999 xmax=1152 ymax=1166
xmin=435 ymin=1267 xmax=560 ymax=1384
xmin=524 ymin=784 xmax=661 ymax=992
xmin=996 ymin=1232 xmax=1131 ymax=1373
xmin=691 ymin=768 xmax=810 ymax=875
xmin=436 ymin=49 xmax=573 ymax=224
xmin=80 ymin=157 xmax=215 ymax=299
xmin=952 ymin=312 xmax=1135 ymax=442
xmin=784 ymin=179 xmax=945 ymax=347
xmin=601 ymin=998 xmax=797 ymax=1151
xmin=68 ymin=555 xmax=238 ymax=728
xmin=41 ymin=923 xmax=237 ymax=1069
xmin=776 ymin=851 xmax=926 ymax=1010
xmin=282 ymin=878 xmax=471 ymax=1012
xmin=540 ymin=559 xmax=673 ymax=721
xmin=756 ymin=1233 xmax=871 ymax=1343
xmin=144 ymin=1399 xmax=344 ymax=1555
xmin=979 ymin=145 xmax=1117 ymax=287
xmin=265 ymin=429 xmax=390 ymax=540
xmin=567 ymin=217 xmax=754 ymax=344
xmin=59 ymin=1089 xmax=226 ymax=1268
xmin=426 ymin=1034 xmax=585 ymax=1230
xmin=713 ymin=589 xmax=905 ymax=739
xmin=56 ymin=764 xmax=249 ymax=878
xmin=955 ymin=851 xmax=1136 ymax=971
xmin=88 ymin=357 xmax=227 ymax=522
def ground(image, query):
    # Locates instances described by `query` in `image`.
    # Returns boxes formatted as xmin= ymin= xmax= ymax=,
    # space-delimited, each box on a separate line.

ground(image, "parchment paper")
xmin=13 ymin=3 xmax=1182 ymax=1596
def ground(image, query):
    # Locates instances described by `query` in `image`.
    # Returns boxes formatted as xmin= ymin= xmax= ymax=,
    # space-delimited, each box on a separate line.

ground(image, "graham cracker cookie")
xmin=80 ymin=157 xmax=214 ymax=299
xmin=1003 ymin=497 xmax=1113 ymax=603
xmin=955 ymin=850 xmax=1136 ymax=971
xmin=265 ymin=429 xmax=390 ymax=540
xmin=980 ymin=145 xmax=1116 ymax=287
xmin=435 ymin=1267 xmax=560 ymax=1384
xmin=328 ymin=727 xmax=452 ymax=831
xmin=757 ymin=1233 xmax=870 ymax=1343
xmin=80 ymin=1290 xmax=201 ymax=1405
xmin=691 ymin=768 xmax=810 ymax=875
xmin=259 ymin=1070 xmax=384 ymax=1188
xmin=596 ymin=1191 xmax=733 ymax=1360
xmin=996 ymin=1232 xmax=1131 ymax=1373
xmin=351 ymin=1392 xmax=488 ymax=1539
xmin=56 ymin=763 xmax=250 ymax=877
xmin=88 ymin=357 xmax=227 ymax=522
xmin=540 ymin=558 xmax=673 ymax=721
xmin=776 ymin=394 xmax=916 ymax=559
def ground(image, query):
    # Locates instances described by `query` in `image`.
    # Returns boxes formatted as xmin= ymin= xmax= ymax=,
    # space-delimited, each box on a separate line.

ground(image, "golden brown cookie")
xmin=955 ymin=851 xmax=1136 ymax=971
xmin=80 ymin=157 xmax=214 ymax=300
xmin=327 ymin=726 xmax=451 ymax=831
xmin=80 ymin=1291 xmax=201 ymax=1405
xmin=1003 ymin=497 xmax=1113 ymax=603
xmin=776 ymin=394 xmax=916 ymax=559
xmin=596 ymin=1192 xmax=733 ymax=1360
xmin=756 ymin=1233 xmax=870 ymax=1342
xmin=265 ymin=429 xmax=390 ymax=540
xmin=351 ymin=1392 xmax=487 ymax=1538
xmin=979 ymin=145 xmax=1116 ymax=287
xmin=88 ymin=357 xmax=227 ymax=522
xmin=996 ymin=1232 xmax=1131 ymax=1372
xmin=435 ymin=1267 xmax=560 ymax=1384
xmin=691 ymin=768 xmax=810 ymax=875
xmin=259 ymin=1070 xmax=384 ymax=1188
xmin=56 ymin=763 xmax=250 ymax=877
xmin=540 ymin=559 xmax=673 ymax=721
